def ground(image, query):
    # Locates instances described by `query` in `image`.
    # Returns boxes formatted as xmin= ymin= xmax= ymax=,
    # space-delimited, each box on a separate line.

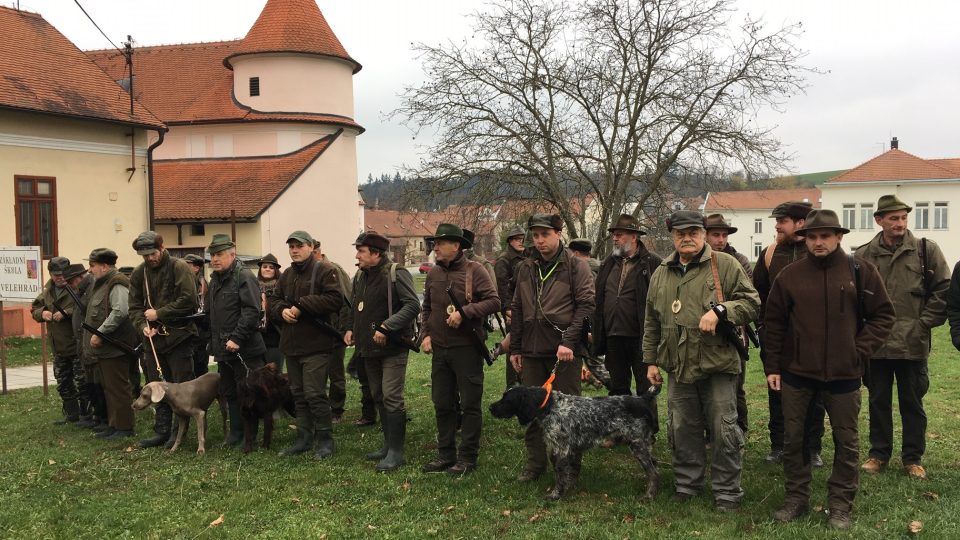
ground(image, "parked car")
xmin=419 ymin=262 xmax=434 ymax=274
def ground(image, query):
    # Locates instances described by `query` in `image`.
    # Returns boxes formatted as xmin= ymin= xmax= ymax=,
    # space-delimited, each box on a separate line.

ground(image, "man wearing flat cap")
xmin=421 ymin=223 xmax=500 ymax=475
xmin=32 ymin=257 xmax=87 ymax=425
xmin=63 ymin=263 xmax=104 ymax=430
xmin=510 ymin=214 xmax=594 ymax=482
xmin=495 ymin=225 xmax=527 ymax=388
xmin=83 ymin=248 xmax=139 ymax=439
xmin=128 ymin=231 xmax=200 ymax=449
xmin=752 ymin=201 xmax=826 ymax=466
xmin=568 ymin=238 xmax=600 ymax=277
xmin=644 ymin=210 xmax=759 ymax=512
xmin=268 ymin=230 xmax=344 ymax=459
xmin=855 ymin=195 xmax=951 ymax=480
xmin=343 ymin=231 xmax=420 ymax=471
xmin=764 ymin=209 xmax=895 ymax=529
xmin=204 ymin=234 xmax=267 ymax=447
xmin=594 ymin=214 xmax=662 ymax=408
xmin=183 ymin=253 xmax=210 ymax=378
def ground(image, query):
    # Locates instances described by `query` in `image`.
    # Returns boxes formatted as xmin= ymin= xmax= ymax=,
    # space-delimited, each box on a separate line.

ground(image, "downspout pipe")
xmin=146 ymin=127 xmax=167 ymax=230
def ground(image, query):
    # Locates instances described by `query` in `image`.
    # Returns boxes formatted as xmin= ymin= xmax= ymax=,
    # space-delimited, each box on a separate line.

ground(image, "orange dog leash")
xmin=539 ymin=360 xmax=559 ymax=409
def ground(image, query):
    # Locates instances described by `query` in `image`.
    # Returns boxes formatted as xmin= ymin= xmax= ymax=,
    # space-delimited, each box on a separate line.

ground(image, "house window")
xmin=934 ymin=202 xmax=948 ymax=230
xmin=842 ymin=204 xmax=856 ymax=230
xmin=754 ymin=218 xmax=762 ymax=234
xmin=753 ymin=242 xmax=763 ymax=261
xmin=859 ymin=203 xmax=874 ymax=231
xmin=249 ymin=77 xmax=260 ymax=97
xmin=190 ymin=224 xmax=206 ymax=237
xmin=15 ymin=176 xmax=58 ymax=258
xmin=915 ymin=202 xmax=929 ymax=230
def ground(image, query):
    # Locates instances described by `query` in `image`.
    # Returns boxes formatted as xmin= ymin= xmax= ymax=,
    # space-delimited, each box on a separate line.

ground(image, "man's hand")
xmin=699 ymin=309 xmax=719 ymax=335
xmin=767 ymin=374 xmax=781 ymax=391
xmin=556 ymin=345 xmax=575 ymax=362
xmin=281 ymin=307 xmax=299 ymax=324
xmin=510 ymin=354 xmax=523 ymax=372
xmin=51 ymin=311 xmax=64 ymax=322
xmin=41 ymin=310 xmax=53 ymax=322
xmin=143 ymin=326 xmax=158 ymax=338
xmin=505 ymin=310 xmax=512 ymax=326
xmin=646 ymin=364 xmax=663 ymax=385
xmin=446 ymin=310 xmax=463 ymax=328
xmin=421 ymin=336 xmax=433 ymax=354
xmin=145 ymin=308 xmax=158 ymax=322
xmin=90 ymin=334 xmax=103 ymax=348
xmin=225 ymin=340 xmax=240 ymax=353
xmin=343 ymin=330 xmax=354 ymax=346
xmin=373 ymin=330 xmax=387 ymax=346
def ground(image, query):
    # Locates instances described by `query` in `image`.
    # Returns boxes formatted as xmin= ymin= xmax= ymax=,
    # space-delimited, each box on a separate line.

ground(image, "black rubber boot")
xmin=222 ymin=400 xmax=244 ymax=448
xmin=365 ymin=406 xmax=389 ymax=461
xmin=313 ymin=429 xmax=336 ymax=460
xmin=279 ymin=415 xmax=314 ymax=456
xmin=376 ymin=412 xmax=406 ymax=472
xmin=138 ymin=403 xmax=172 ymax=448
xmin=54 ymin=399 xmax=81 ymax=425
xmin=75 ymin=415 xmax=96 ymax=428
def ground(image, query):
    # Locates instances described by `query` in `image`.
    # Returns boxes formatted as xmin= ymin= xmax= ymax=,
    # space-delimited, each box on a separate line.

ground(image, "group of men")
xmin=33 ymin=192 xmax=960 ymax=529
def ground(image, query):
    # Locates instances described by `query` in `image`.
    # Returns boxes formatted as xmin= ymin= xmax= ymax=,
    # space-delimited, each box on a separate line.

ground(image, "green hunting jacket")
xmin=643 ymin=245 xmax=760 ymax=384
xmin=855 ymin=230 xmax=951 ymax=360
xmin=128 ymin=251 xmax=199 ymax=353
xmin=31 ymin=279 xmax=77 ymax=357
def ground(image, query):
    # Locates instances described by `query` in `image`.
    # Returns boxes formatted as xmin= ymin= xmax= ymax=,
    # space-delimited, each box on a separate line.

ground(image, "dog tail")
xmin=623 ymin=385 xmax=661 ymax=423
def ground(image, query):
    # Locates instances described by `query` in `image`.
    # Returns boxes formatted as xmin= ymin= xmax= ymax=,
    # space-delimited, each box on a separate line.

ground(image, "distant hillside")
xmin=793 ymin=169 xmax=848 ymax=186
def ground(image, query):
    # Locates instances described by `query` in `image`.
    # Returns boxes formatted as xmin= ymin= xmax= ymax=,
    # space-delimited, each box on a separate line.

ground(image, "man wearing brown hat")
xmin=421 ymin=223 xmax=500 ymax=475
xmin=343 ymin=231 xmax=420 ymax=471
xmin=594 ymin=214 xmax=662 ymax=406
xmin=183 ymin=253 xmax=210 ymax=378
xmin=128 ymin=231 xmax=200 ymax=449
xmin=269 ymin=230 xmax=344 ymax=459
xmin=644 ymin=210 xmax=759 ymax=512
xmin=495 ymin=224 xmax=526 ymax=388
xmin=205 ymin=234 xmax=267 ymax=447
xmin=752 ymin=201 xmax=826 ymax=466
xmin=312 ymin=239 xmax=353 ymax=424
xmin=764 ymin=209 xmax=895 ymax=529
xmin=31 ymin=257 xmax=86 ymax=425
xmin=855 ymin=195 xmax=951 ymax=479
xmin=510 ymin=214 xmax=594 ymax=482
xmin=83 ymin=248 xmax=139 ymax=440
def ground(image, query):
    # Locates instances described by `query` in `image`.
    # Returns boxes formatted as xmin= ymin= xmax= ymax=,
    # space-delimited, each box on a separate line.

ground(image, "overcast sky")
xmin=22 ymin=0 xmax=960 ymax=181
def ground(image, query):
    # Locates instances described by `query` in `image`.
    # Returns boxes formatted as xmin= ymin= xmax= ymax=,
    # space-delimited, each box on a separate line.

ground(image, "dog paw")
xmin=545 ymin=490 xmax=562 ymax=501
xmin=197 ymin=448 xmax=205 ymax=456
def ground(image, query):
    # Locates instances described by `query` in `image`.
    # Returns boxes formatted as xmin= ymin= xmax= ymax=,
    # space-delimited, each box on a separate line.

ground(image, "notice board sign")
xmin=0 ymin=246 xmax=43 ymax=301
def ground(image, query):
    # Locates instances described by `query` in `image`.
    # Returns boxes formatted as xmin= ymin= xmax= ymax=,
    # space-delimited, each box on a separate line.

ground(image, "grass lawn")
xmin=2 ymin=336 xmax=44 ymax=368
xmin=2 ymin=328 xmax=959 ymax=538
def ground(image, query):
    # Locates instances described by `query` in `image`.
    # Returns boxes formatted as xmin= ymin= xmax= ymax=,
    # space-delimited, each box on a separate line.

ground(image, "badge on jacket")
xmin=358 ymin=301 xmax=364 ymax=312
xmin=671 ymin=299 xmax=682 ymax=313
xmin=446 ymin=304 xmax=456 ymax=315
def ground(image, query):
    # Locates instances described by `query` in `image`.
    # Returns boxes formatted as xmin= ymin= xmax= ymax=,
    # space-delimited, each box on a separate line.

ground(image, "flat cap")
xmin=666 ymin=210 xmax=705 ymax=231
xmin=568 ymin=238 xmax=592 ymax=254
xmin=354 ymin=231 xmax=390 ymax=252
xmin=286 ymin=230 xmax=315 ymax=246
xmin=47 ymin=256 xmax=71 ymax=275
xmin=874 ymin=194 xmax=912 ymax=216
xmin=63 ymin=263 xmax=87 ymax=281
xmin=527 ymin=214 xmax=564 ymax=231
xmin=133 ymin=231 xmax=161 ymax=255
xmin=207 ymin=233 xmax=235 ymax=255
xmin=183 ymin=254 xmax=206 ymax=266
xmin=504 ymin=225 xmax=526 ymax=240
xmin=770 ymin=201 xmax=813 ymax=220
xmin=87 ymin=248 xmax=118 ymax=265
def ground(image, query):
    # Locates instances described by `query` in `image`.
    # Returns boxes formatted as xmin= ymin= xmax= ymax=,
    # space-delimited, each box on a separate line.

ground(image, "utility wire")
xmin=73 ymin=0 xmax=122 ymax=52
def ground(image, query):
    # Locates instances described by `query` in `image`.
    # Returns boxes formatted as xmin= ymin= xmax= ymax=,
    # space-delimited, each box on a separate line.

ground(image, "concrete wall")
xmin=155 ymin=222 xmax=262 ymax=257
xmin=232 ymin=54 xmax=355 ymax=117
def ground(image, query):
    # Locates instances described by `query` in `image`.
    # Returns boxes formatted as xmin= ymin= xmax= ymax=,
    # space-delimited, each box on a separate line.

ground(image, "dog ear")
xmin=516 ymin=387 xmax=546 ymax=426
xmin=151 ymin=383 xmax=167 ymax=403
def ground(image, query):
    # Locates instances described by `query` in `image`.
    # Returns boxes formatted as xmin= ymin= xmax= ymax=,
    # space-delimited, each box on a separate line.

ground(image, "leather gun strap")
xmin=710 ymin=253 xmax=725 ymax=303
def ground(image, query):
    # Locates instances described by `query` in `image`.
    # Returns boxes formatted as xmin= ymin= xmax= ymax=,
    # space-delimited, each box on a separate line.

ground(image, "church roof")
xmin=152 ymin=132 xmax=339 ymax=222
xmin=0 ymin=6 xmax=163 ymax=129
xmin=224 ymin=0 xmax=360 ymax=73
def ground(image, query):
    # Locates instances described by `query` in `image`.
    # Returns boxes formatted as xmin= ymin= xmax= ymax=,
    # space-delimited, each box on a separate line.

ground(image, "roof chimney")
xmin=891 ymin=136 xmax=899 ymax=150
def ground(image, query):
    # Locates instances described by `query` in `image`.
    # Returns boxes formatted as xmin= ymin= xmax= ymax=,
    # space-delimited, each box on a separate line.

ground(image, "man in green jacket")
xmin=855 ymin=195 xmax=951 ymax=479
xmin=644 ymin=210 xmax=760 ymax=512
xmin=32 ymin=256 xmax=86 ymax=425
xmin=494 ymin=225 xmax=526 ymax=388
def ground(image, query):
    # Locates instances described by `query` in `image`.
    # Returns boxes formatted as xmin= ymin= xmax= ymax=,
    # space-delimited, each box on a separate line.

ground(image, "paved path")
xmin=1 ymin=363 xmax=51 ymax=391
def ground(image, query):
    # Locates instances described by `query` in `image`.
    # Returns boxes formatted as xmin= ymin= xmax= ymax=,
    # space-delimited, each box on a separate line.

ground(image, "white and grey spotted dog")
xmin=490 ymin=385 xmax=660 ymax=501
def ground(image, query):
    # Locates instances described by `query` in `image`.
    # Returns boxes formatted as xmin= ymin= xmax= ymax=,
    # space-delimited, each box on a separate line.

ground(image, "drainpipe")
xmin=146 ymin=127 xmax=167 ymax=230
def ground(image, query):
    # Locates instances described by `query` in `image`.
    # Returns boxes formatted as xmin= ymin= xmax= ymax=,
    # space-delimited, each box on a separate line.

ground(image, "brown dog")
xmin=236 ymin=363 xmax=295 ymax=453
xmin=132 ymin=372 xmax=221 ymax=455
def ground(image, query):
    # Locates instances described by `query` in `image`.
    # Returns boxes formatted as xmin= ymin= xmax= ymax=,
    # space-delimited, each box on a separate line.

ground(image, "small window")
xmin=190 ymin=224 xmax=206 ymax=237
xmin=859 ymin=203 xmax=874 ymax=231
xmin=754 ymin=218 xmax=762 ymax=234
xmin=14 ymin=176 xmax=58 ymax=257
xmin=753 ymin=242 xmax=763 ymax=261
xmin=842 ymin=204 xmax=856 ymax=230
xmin=934 ymin=202 xmax=948 ymax=230
xmin=249 ymin=77 xmax=260 ymax=97
xmin=915 ymin=202 xmax=929 ymax=230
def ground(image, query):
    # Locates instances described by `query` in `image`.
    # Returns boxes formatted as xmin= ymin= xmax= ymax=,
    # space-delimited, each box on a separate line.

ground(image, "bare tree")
xmin=394 ymin=0 xmax=815 ymax=256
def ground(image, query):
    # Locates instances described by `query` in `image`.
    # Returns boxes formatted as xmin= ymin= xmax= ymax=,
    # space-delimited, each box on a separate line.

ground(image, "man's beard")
xmin=611 ymin=244 xmax=633 ymax=257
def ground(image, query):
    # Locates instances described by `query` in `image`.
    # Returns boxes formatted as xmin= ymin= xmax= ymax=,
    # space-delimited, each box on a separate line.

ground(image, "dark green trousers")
xmin=287 ymin=351 xmax=334 ymax=433
xmin=431 ymin=345 xmax=484 ymax=464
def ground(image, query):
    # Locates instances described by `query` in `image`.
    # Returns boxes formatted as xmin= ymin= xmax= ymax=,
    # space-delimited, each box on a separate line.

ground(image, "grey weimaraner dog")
xmin=132 ymin=372 xmax=221 ymax=455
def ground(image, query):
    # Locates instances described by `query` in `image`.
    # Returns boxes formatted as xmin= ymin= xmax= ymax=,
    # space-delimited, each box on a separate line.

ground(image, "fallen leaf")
xmin=319 ymin=535 xmax=327 ymax=540
xmin=622 ymin=514 xmax=634 ymax=524
xmin=814 ymin=505 xmax=824 ymax=513
xmin=367 ymin=524 xmax=377 ymax=530
xmin=291 ymin=497 xmax=301 ymax=504
xmin=125 ymin=447 xmax=135 ymax=453
xmin=928 ymin=432 xmax=940 ymax=440
xmin=401 ymin=480 xmax=411 ymax=491
xmin=48 ymin=459 xmax=56 ymax=465
xmin=529 ymin=513 xmax=542 ymax=523
xmin=923 ymin=491 xmax=939 ymax=500
xmin=502 ymin=510 xmax=511 ymax=517
xmin=909 ymin=520 xmax=923 ymax=534
xmin=442 ymin=505 xmax=455 ymax=514
xmin=210 ymin=514 xmax=224 ymax=527
xmin=58 ymin=439 xmax=65 ymax=448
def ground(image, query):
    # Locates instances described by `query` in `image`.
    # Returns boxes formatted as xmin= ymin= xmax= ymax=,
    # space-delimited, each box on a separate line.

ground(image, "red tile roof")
xmin=705 ymin=188 xmax=821 ymax=210
xmin=0 ymin=7 xmax=163 ymax=129
xmin=225 ymin=0 xmax=360 ymax=73
xmin=828 ymin=149 xmax=960 ymax=183
xmin=153 ymin=133 xmax=337 ymax=221
xmin=87 ymin=42 xmax=362 ymax=130
xmin=363 ymin=209 xmax=447 ymax=239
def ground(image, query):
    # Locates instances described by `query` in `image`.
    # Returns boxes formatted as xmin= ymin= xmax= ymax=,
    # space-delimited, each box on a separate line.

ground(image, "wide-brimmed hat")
xmin=874 ymin=194 xmax=912 ymax=216
xmin=770 ymin=201 xmax=813 ymax=220
xmin=257 ymin=253 xmax=281 ymax=268
xmin=87 ymin=248 xmax=118 ymax=265
xmin=666 ymin=210 xmax=705 ymax=231
xmin=704 ymin=213 xmax=738 ymax=234
xmin=527 ymin=214 xmax=564 ymax=231
xmin=427 ymin=223 xmax=472 ymax=249
xmin=504 ymin=225 xmax=525 ymax=241
xmin=207 ymin=234 xmax=235 ymax=255
xmin=133 ymin=231 xmax=161 ymax=255
xmin=568 ymin=238 xmax=592 ymax=254
xmin=794 ymin=209 xmax=850 ymax=236
xmin=607 ymin=214 xmax=646 ymax=235
xmin=63 ymin=263 xmax=87 ymax=281
xmin=354 ymin=231 xmax=390 ymax=252
xmin=47 ymin=256 xmax=71 ymax=275
xmin=286 ymin=230 xmax=314 ymax=246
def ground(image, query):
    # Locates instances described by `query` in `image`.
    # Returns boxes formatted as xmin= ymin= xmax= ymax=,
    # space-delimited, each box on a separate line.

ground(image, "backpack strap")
xmin=386 ymin=262 xmax=398 ymax=317
xmin=848 ymin=253 xmax=865 ymax=332
xmin=763 ymin=242 xmax=776 ymax=270
xmin=710 ymin=253 xmax=724 ymax=303
xmin=308 ymin=259 xmax=320 ymax=297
